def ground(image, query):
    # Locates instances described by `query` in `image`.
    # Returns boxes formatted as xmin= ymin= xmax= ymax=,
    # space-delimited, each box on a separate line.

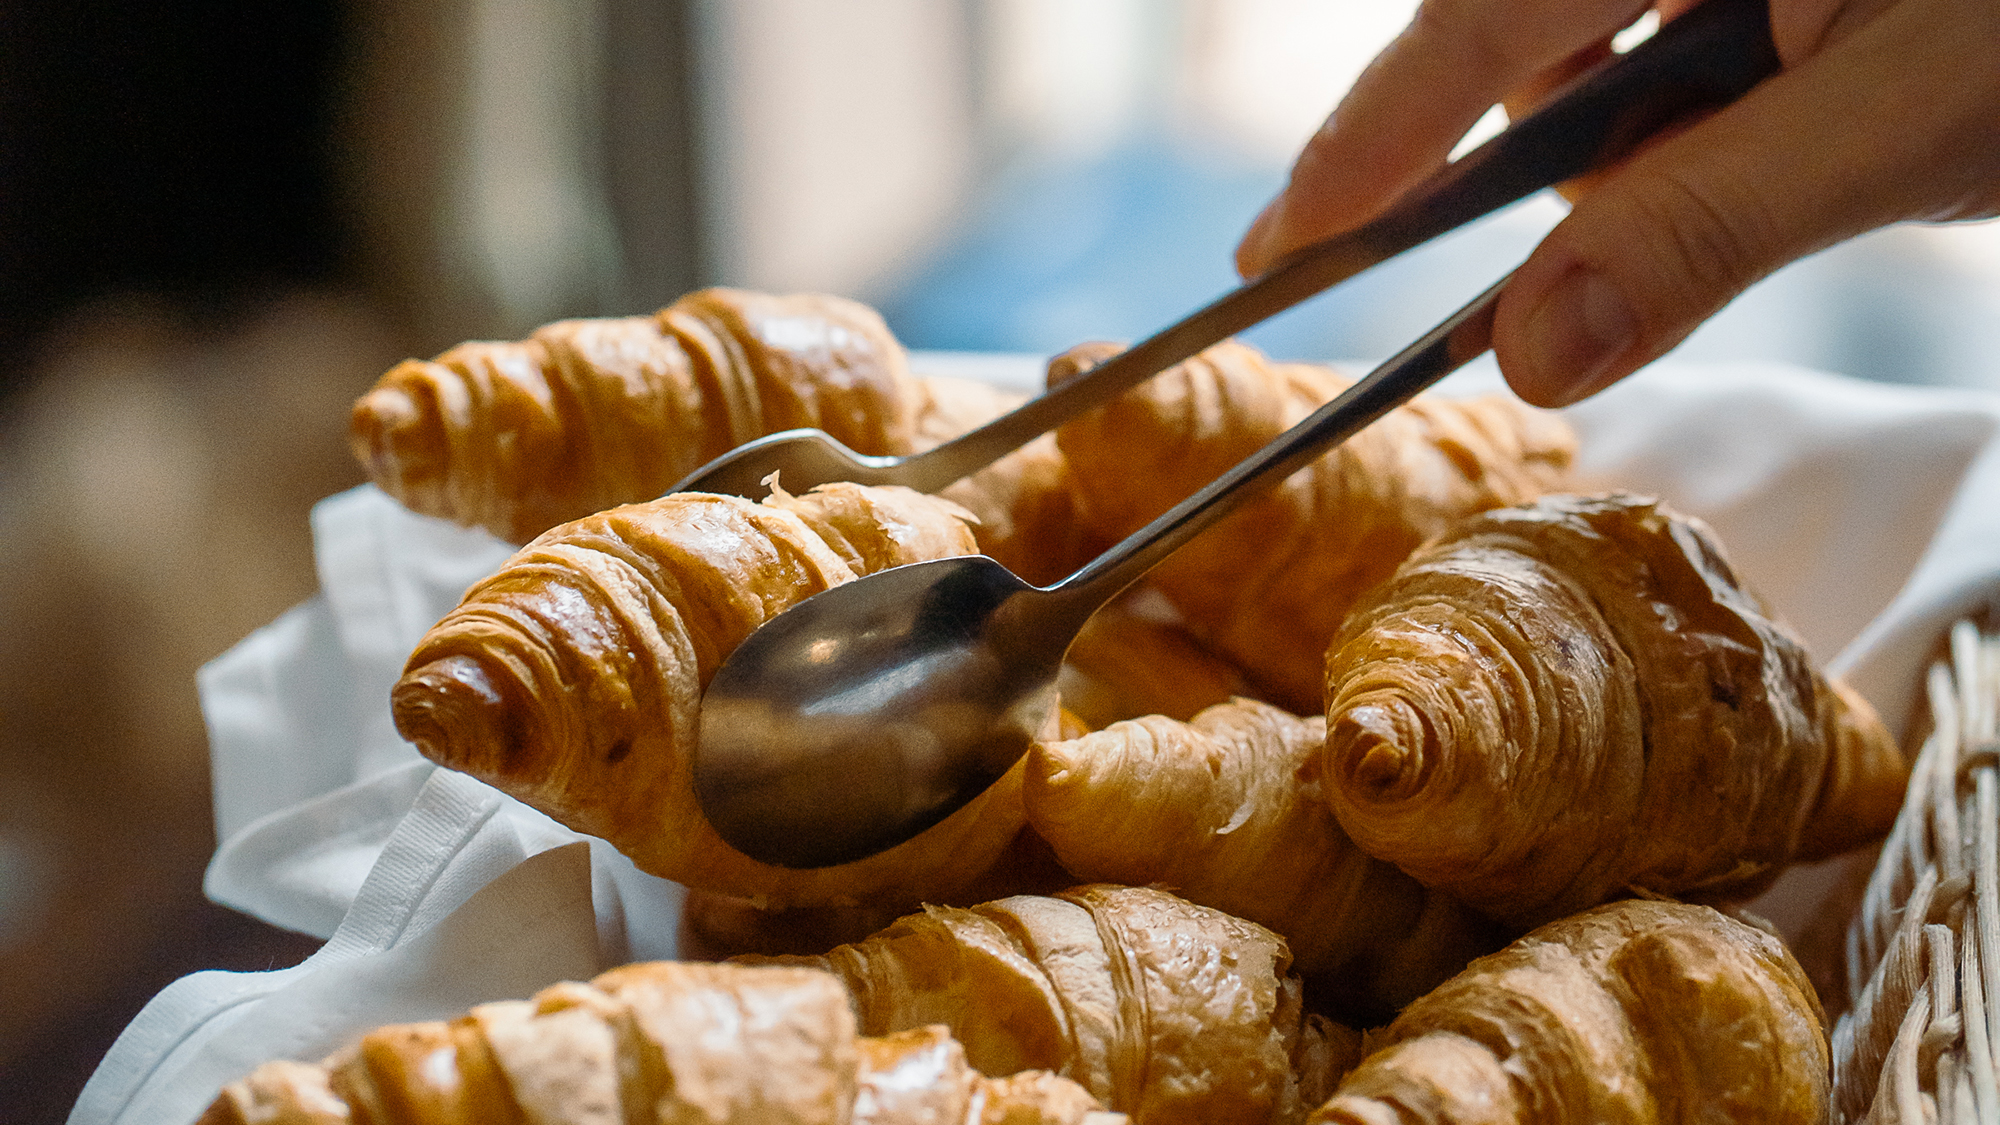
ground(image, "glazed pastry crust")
xmin=353 ymin=289 xmax=925 ymax=543
xmin=857 ymin=1025 xmax=1121 ymax=1125
xmin=350 ymin=290 xmax=1103 ymax=581
xmin=200 ymin=962 xmax=1120 ymax=1125
xmin=750 ymin=884 xmax=1361 ymax=1125
xmin=1321 ymin=493 xmax=1908 ymax=929
xmin=390 ymin=481 xmax=1033 ymax=911
xmin=1051 ymin=339 xmax=1575 ymax=712
xmin=1024 ymin=698 xmax=1502 ymax=1022
xmin=1310 ymin=899 xmax=1831 ymax=1125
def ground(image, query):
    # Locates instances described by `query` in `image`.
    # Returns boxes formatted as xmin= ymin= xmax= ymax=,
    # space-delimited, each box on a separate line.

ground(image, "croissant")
xmin=1321 ymin=492 xmax=1909 ymax=930
xmin=1022 ymin=699 xmax=1503 ymax=1023
xmin=750 ymin=883 xmax=1365 ymax=1125
xmin=352 ymin=289 xmax=923 ymax=542
xmin=390 ymin=480 xmax=1037 ymax=911
xmin=199 ymin=960 xmax=1124 ymax=1125
xmin=1310 ymin=898 xmax=1831 ymax=1125
xmin=351 ymin=288 xmax=1103 ymax=582
xmin=1050 ymin=339 xmax=1576 ymax=712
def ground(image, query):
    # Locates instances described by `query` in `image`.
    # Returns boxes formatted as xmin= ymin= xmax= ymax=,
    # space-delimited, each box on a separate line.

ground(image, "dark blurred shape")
xmin=0 ymin=1 xmax=721 ymax=1120
xmin=0 ymin=0 xmax=346 ymax=403
xmin=1 ymin=900 xmax=323 ymax=1125
xmin=0 ymin=1 xmax=354 ymax=1119
xmin=602 ymin=0 xmax=709 ymax=312
xmin=0 ymin=291 xmax=392 ymax=1125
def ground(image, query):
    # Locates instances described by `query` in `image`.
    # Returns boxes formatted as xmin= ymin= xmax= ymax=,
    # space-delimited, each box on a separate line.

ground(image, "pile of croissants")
xmin=204 ymin=288 xmax=1915 ymax=1125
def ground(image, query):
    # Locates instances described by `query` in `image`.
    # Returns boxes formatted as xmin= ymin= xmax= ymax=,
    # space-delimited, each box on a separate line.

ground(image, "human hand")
xmin=1235 ymin=0 xmax=2000 ymax=406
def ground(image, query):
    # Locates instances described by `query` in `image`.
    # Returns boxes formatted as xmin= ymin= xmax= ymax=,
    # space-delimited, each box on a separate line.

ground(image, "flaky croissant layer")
xmin=1311 ymin=899 xmax=1831 ymax=1125
xmin=350 ymin=288 xmax=1103 ymax=579
xmin=1050 ymin=339 xmax=1575 ymax=712
xmin=1321 ymin=492 xmax=1908 ymax=929
xmin=1023 ymin=698 xmax=1502 ymax=1024
xmin=353 ymin=288 xmax=927 ymax=543
xmin=746 ymin=884 xmax=1365 ymax=1125
xmin=391 ymin=481 xmax=1037 ymax=912
xmin=200 ymin=961 xmax=1125 ymax=1125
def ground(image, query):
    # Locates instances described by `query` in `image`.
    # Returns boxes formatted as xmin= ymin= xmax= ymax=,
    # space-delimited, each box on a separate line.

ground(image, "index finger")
xmin=1237 ymin=0 xmax=1654 ymax=277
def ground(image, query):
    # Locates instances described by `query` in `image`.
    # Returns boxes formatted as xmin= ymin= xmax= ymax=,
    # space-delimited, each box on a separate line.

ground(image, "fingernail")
xmin=1525 ymin=268 xmax=1637 ymax=407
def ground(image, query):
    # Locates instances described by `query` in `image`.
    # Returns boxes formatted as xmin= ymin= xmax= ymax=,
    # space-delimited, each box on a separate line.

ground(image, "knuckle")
xmin=1628 ymin=170 xmax=1779 ymax=309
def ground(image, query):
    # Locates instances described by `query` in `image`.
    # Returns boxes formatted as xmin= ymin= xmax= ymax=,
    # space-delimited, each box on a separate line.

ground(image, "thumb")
xmin=1493 ymin=0 xmax=2000 ymax=407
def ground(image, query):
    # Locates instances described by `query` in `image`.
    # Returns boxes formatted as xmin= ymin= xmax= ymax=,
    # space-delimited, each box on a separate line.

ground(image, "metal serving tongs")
xmin=690 ymin=0 xmax=1781 ymax=869
xmin=668 ymin=0 xmax=1777 ymax=502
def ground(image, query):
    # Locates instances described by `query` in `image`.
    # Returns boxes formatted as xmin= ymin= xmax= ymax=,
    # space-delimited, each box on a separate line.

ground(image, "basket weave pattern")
xmin=1835 ymin=621 xmax=2000 ymax=1123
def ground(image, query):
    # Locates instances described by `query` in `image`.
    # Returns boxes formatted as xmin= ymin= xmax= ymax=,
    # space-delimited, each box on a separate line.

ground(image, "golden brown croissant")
xmin=749 ymin=883 xmax=1365 ymax=1125
xmin=1310 ymin=898 xmax=1831 ymax=1125
xmin=1022 ymin=699 xmax=1503 ymax=1022
xmin=390 ymin=480 xmax=1037 ymax=911
xmin=1050 ymin=339 xmax=1576 ymax=712
xmin=199 ymin=960 xmax=1124 ymax=1125
xmin=1321 ymin=492 xmax=1909 ymax=930
xmin=353 ymin=288 xmax=926 ymax=543
xmin=350 ymin=289 xmax=1103 ymax=583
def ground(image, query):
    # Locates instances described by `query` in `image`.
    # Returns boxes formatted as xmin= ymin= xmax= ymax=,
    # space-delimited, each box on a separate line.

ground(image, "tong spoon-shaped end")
xmin=694 ymin=555 xmax=1053 ymax=868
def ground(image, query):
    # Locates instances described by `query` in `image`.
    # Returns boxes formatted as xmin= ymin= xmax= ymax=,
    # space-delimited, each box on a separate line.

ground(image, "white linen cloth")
xmin=71 ymin=355 xmax=2000 ymax=1124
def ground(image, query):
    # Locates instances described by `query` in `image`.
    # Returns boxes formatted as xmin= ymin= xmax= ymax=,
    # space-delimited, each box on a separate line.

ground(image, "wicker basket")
xmin=1835 ymin=620 xmax=2000 ymax=1123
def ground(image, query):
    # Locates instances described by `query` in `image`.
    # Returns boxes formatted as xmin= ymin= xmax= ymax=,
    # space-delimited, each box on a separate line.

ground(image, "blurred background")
xmin=3 ymin=1 xmax=1998 ymax=1119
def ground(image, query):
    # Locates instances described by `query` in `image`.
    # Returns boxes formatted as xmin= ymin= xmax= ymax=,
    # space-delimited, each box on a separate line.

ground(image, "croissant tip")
xmin=351 ymin=383 xmax=437 ymax=483
xmin=1352 ymin=740 xmax=1410 ymax=789
xmin=1328 ymin=699 xmax=1430 ymax=802
xmin=393 ymin=653 xmax=520 ymax=771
